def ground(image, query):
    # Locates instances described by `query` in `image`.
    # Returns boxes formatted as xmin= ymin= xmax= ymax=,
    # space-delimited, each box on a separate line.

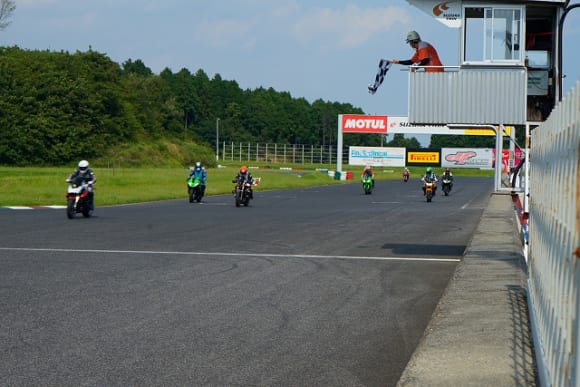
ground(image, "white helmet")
xmin=78 ymin=160 xmax=89 ymax=172
xmin=406 ymin=30 xmax=421 ymax=43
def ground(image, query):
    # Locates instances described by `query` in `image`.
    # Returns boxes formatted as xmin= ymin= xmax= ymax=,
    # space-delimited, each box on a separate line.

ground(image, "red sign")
xmin=492 ymin=148 xmax=523 ymax=172
xmin=341 ymin=115 xmax=388 ymax=133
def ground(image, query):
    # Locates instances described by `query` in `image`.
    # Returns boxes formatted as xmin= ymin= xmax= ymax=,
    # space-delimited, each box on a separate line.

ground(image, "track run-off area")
xmin=0 ymin=177 xmax=492 ymax=386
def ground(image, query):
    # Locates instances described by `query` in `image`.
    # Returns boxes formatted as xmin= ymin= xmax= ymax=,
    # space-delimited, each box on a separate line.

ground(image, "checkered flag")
xmin=368 ymin=59 xmax=392 ymax=94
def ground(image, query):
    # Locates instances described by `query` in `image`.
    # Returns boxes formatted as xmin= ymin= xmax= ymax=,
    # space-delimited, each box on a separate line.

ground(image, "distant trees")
xmin=0 ymin=0 xmax=15 ymax=30
xmin=0 ymin=48 xmax=132 ymax=164
xmin=387 ymin=133 xmax=421 ymax=149
xmin=430 ymin=134 xmax=496 ymax=148
xmin=0 ymin=47 xmax=375 ymax=165
xmin=0 ymin=46 xmax=508 ymax=166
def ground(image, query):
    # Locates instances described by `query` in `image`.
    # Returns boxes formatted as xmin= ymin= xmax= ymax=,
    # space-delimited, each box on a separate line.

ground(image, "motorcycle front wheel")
xmin=235 ymin=189 xmax=241 ymax=207
xmin=66 ymin=199 xmax=76 ymax=219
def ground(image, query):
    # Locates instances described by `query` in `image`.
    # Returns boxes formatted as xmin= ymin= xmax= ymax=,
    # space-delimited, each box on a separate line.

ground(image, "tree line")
xmin=0 ymin=47 xmax=399 ymax=166
xmin=0 ymin=46 xmax=501 ymax=166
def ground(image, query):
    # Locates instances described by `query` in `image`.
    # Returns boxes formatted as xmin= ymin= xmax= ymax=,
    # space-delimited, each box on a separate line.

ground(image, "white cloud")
xmin=196 ymin=19 xmax=255 ymax=48
xmin=269 ymin=0 xmax=301 ymax=19
xmin=292 ymin=5 xmax=411 ymax=48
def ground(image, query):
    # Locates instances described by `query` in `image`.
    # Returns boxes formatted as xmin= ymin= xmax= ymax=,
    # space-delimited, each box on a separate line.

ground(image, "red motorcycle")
xmin=403 ymin=169 xmax=409 ymax=182
xmin=65 ymin=176 xmax=93 ymax=218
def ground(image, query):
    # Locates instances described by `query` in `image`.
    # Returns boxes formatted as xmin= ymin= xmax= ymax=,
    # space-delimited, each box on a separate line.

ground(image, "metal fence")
xmin=219 ymin=142 xmax=345 ymax=165
xmin=528 ymin=81 xmax=580 ymax=386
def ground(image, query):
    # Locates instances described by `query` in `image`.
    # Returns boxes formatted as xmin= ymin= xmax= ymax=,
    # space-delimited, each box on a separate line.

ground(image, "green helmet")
xmin=426 ymin=167 xmax=432 ymax=173
xmin=406 ymin=30 xmax=421 ymax=43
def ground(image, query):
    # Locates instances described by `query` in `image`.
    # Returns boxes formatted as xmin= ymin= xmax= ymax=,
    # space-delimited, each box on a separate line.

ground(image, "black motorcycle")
xmin=233 ymin=179 xmax=252 ymax=207
xmin=441 ymin=178 xmax=452 ymax=196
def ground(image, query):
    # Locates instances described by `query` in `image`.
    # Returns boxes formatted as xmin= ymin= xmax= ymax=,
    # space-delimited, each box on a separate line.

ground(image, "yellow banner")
xmin=408 ymin=152 xmax=440 ymax=163
xmin=464 ymin=126 xmax=513 ymax=136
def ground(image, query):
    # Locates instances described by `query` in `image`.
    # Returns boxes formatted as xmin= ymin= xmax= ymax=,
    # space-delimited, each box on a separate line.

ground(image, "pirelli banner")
xmin=406 ymin=149 xmax=441 ymax=167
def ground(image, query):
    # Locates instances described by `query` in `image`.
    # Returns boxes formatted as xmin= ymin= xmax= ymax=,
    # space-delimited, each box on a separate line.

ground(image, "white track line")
xmin=0 ymin=247 xmax=460 ymax=262
xmin=2 ymin=205 xmax=66 ymax=210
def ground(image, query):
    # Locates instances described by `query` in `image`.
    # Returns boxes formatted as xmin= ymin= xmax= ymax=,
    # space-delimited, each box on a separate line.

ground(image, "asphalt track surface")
xmin=0 ymin=176 xmax=493 ymax=386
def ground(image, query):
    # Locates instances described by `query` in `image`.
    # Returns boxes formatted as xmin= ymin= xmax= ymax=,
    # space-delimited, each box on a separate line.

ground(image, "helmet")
xmin=406 ymin=30 xmax=421 ymax=43
xmin=195 ymin=161 xmax=202 ymax=170
xmin=240 ymin=166 xmax=247 ymax=174
xmin=426 ymin=166 xmax=432 ymax=173
xmin=445 ymin=168 xmax=450 ymax=172
xmin=78 ymin=160 xmax=89 ymax=173
xmin=364 ymin=165 xmax=370 ymax=170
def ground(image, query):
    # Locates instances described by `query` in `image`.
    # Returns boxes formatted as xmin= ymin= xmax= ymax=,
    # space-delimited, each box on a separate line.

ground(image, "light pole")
xmin=215 ymin=118 xmax=220 ymax=161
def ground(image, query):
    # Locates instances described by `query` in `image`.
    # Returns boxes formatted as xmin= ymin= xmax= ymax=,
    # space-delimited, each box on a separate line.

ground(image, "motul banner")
xmin=341 ymin=115 xmax=388 ymax=133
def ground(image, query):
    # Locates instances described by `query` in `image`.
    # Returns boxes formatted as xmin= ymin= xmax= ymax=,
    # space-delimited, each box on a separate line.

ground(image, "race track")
xmin=0 ymin=176 xmax=493 ymax=386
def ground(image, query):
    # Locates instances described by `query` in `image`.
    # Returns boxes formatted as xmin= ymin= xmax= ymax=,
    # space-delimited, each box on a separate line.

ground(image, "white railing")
xmin=528 ymin=81 xmax=580 ymax=386
xmin=408 ymin=65 xmax=527 ymax=125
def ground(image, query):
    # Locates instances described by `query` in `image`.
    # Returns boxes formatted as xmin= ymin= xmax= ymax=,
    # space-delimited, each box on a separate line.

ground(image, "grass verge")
xmin=0 ymin=163 xmax=492 ymax=207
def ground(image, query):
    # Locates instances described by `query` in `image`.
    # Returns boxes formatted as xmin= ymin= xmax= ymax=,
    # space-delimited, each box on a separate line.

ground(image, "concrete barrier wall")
xmin=528 ymin=81 xmax=580 ymax=386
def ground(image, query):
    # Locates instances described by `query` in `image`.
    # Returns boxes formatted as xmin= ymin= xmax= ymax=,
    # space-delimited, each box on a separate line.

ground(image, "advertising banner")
xmin=341 ymin=115 xmax=388 ymax=133
xmin=492 ymin=148 xmax=524 ymax=172
xmin=386 ymin=116 xmax=512 ymax=136
xmin=442 ymin=148 xmax=493 ymax=169
xmin=405 ymin=0 xmax=462 ymax=28
xmin=348 ymin=146 xmax=405 ymax=167
xmin=406 ymin=149 xmax=441 ymax=166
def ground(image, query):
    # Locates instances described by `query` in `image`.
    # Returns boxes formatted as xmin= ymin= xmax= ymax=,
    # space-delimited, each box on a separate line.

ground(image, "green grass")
xmin=0 ymin=163 xmax=493 ymax=207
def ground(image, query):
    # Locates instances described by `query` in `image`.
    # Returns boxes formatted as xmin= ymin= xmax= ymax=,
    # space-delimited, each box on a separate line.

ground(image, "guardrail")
xmin=528 ymin=81 xmax=580 ymax=386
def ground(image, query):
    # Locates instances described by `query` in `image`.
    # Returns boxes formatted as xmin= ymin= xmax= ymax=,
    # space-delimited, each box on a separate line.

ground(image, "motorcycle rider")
xmin=187 ymin=161 xmax=207 ymax=197
xmin=66 ymin=160 xmax=96 ymax=210
xmin=362 ymin=165 xmax=375 ymax=189
xmin=441 ymin=167 xmax=454 ymax=191
xmin=421 ymin=166 xmax=438 ymax=196
xmin=233 ymin=165 xmax=254 ymax=199
xmin=403 ymin=167 xmax=410 ymax=179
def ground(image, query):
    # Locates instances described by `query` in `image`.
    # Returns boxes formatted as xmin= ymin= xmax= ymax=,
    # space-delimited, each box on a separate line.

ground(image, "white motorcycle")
xmin=66 ymin=176 xmax=93 ymax=219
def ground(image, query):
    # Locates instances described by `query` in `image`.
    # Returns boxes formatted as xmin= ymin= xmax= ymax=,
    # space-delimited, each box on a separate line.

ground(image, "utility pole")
xmin=216 ymin=118 xmax=220 ymax=161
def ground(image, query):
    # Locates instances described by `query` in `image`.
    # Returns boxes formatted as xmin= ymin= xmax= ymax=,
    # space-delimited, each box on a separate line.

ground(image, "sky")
xmin=2 ymin=0 xmax=579 ymax=145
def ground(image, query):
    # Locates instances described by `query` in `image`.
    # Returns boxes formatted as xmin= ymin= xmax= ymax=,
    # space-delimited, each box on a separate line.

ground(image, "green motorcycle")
xmin=187 ymin=177 xmax=204 ymax=203
xmin=362 ymin=175 xmax=374 ymax=195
